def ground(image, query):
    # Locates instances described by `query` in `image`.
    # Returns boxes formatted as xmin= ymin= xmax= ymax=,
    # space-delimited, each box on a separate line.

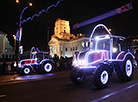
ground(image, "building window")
xmin=65 ymin=48 xmax=68 ymax=51
xmin=73 ymin=47 xmax=74 ymax=51
xmin=53 ymin=46 xmax=56 ymax=53
xmin=86 ymin=42 xmax=88 ymax=47
xmin=81 ymin=42 xmax=84 ymax=48
xmin=58 ymin=45 xmax=59 ymax=52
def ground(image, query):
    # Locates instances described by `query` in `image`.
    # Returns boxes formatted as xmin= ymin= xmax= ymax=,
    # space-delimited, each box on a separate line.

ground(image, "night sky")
xmin=0 ymin=0 xmax=138 ymax=51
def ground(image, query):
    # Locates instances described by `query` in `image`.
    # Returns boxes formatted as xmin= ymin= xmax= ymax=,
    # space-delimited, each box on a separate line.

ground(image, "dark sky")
xmin=0 ymin=0 xmax=138 ymax=51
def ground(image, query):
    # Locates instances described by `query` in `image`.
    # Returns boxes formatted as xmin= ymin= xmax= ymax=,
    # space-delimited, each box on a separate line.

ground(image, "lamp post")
xmin=13 ymin=35 xmax=16 ymax=54
xmin=16 ymin=0 xmax=32 ymax=60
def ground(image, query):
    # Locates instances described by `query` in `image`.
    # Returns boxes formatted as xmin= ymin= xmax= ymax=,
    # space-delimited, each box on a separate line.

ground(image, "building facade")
xmin=49 ymin=18 xmax=89 ymax=58
xmin=0 ymin=31 xmax=14 ymax=58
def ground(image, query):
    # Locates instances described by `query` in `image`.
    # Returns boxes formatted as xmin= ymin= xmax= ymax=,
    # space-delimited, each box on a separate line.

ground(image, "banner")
xmin=73 ymin=3 xmax=132 ymax=29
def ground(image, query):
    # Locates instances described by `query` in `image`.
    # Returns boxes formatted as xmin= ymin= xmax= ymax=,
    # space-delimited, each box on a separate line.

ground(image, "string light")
xmin=21 ymin=0 xmax=63 ymax=24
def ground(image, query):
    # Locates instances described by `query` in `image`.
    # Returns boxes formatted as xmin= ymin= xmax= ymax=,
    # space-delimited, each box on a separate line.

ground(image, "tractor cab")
xmin=93 ymin=35 xmax=126 ymax=59
xmin=32 ymin=52 xmax=50 ymax=63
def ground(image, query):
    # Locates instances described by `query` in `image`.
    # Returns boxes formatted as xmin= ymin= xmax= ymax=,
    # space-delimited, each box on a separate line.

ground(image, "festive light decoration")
xmin=73 ymin=2 xmax=132 ymax=29
xmin=72 ymin=24 xmax=135 ymax=69
xmin=21 ymin=0 xmax=63 ymax=24
xmin=85 ymin=50 xmax=108 ymax=66
xmin=89 ymin=24 xmax=111 ymax=43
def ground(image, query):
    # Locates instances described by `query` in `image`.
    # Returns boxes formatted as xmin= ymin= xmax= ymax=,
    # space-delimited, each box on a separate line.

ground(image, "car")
xmin=70 ymin=24 xmax=136 ymax=89
xmin=15 ymin=52 xmax=56 ymax=75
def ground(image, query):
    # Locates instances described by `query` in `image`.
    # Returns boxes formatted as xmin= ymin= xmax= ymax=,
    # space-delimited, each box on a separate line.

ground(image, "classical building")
xmin=0 ymin=31 xmax=14 ymax=58
xmin=49 ymin=18 xmax=89 ymax=58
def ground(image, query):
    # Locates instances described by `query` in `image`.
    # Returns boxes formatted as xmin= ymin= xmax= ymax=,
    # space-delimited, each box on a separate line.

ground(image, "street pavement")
xmin=0 ymin=69 xmax=138 ymax=102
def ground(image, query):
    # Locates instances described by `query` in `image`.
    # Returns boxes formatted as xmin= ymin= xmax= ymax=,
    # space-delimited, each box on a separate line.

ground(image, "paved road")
xmin=1 ymin=69 xmax=138 ymax=102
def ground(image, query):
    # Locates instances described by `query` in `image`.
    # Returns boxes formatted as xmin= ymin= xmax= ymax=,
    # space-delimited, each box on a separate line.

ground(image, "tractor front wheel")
xmin=93 ymin=65 xmax=111 ymax=89
xmin=70 ymin=70 xmax=85 ymax=84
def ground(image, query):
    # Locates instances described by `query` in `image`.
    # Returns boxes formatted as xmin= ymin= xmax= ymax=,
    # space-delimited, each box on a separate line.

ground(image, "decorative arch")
xmin=89 ymin=24 xmax=112 ymax=43
xmin=30 ymin=47 xmax=36 ymax=59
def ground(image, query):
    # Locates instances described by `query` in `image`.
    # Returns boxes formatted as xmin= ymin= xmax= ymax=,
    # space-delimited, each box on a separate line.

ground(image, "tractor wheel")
xmin=70 ymin=70 xmax=85 ymax=84
xmin=41 ymin=62 xmax=54 ymax=73
xmin=117 ymin=56 xmax=134 ymax=81
xmin=93 ymin=65 xmax=111 ymax=89
xmin=22 ymin=66 xmax=31 ymax=75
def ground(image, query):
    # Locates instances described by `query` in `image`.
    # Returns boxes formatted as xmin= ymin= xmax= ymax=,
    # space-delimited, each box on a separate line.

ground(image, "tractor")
xmin=70 ymin=24 xmax=136 ymax=88
xmin=15 ymin=52 xmax=56 ymax=75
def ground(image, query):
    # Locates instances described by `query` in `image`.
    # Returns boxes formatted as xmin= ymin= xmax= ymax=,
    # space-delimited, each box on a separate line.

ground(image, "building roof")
xmin=49 ymin=34 xmax=89 ymax=43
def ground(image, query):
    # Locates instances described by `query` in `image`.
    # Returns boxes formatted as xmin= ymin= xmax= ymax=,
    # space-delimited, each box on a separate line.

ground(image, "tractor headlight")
xmin=78 ymin=59 xmax=85 ymax=65
xmin=14 ymin=62 xmax=17 ymax=67
xmin=13 ymin=61 xmax=22 ymax=67
xmin=72 ymin=59 xmax=79 ymax=67
xmin=113 ymin=47 xmax=117 ymax=53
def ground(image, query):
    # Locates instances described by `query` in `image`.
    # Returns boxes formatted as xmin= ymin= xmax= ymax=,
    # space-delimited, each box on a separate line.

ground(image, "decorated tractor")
xmin=70 ymin=24 xmax=136 ymax=89
xmin=15 ymin=52 xmax=56 ymax=75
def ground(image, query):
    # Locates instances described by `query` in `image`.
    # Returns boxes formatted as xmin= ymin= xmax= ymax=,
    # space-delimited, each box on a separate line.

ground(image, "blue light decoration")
xmin=85 ymin=50 xmax=109 ymax=67
xmin=72 ymin=24 xmax=135 ymax=69
xmin=16 ymin=28 xmax=20 ymax=41
xmin=21 ymin=0 xmax=63 ymax=24
xmin=89 ymin=24 xmax=111 ymax=42
xmin=73 ymin=2 xmax=132 ymax=29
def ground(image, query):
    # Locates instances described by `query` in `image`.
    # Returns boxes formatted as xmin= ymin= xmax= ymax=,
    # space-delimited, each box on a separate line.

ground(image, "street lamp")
xmin=109 ymin=29 xmax=112 ymax=32
xmin=29 ymin=2 xmax=33 ymax=6
xmin=16 ymin=0 xmax=19 ymax=3
xmin=16 ymin=1 xmax=32 ymax=60
xmin=13 ymin=35 xmax=16 ymax=54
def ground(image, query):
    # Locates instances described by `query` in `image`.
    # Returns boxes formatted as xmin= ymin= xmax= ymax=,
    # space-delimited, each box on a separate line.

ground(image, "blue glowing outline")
xmin=109 ymin=52 xmax=135 ymax=62
xmin=115 ymin=51 xmax=125 ymax=60
xmin=78 ymin=51 xmax=134 ymax=69
xmin=19 ymin=59 xmax=37 ymax=68
xmin=72 ymin=24 xmax=135 ymax=69
xmin=21 ymin=0 xmax=63 ymax=24
xmin=85 ymin=50 xmax=109 ymax=67
xmin=89 ymin=24 xmax=111 ymax=44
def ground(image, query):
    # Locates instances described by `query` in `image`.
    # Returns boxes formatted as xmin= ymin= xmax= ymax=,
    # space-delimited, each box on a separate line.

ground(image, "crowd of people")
xmin=0 ymin=61 xmax=16 ymax=75
xmin=0 ymin=54 xmax=16 ymax=75
xmin=52 ymin=54 xmax=73 ymax=71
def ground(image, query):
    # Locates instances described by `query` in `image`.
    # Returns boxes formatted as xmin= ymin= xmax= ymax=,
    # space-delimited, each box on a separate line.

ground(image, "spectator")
xmin=59 ymin=56 xmax=67 ymax=70
xmin=53 ymin=54 xmax=59 ymax=69
xmin=7 ymin=64 xmax=11 ymax=74
xmin=11 ymin=61 xmax=15 ymax=74
xmin=2 ymin=61 xmax=7 ymax=74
